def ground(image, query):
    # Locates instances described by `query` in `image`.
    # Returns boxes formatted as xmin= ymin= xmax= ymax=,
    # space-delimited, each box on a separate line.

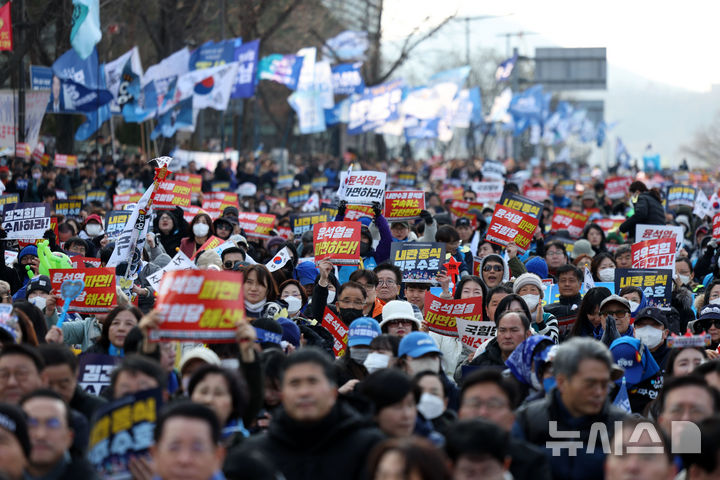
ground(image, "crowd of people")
xmin=0 ymin=150 xmax=719 ymax=480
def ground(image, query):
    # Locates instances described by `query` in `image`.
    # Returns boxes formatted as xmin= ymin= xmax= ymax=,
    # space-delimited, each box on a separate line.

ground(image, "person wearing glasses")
xmin=632 ymin=306 xmax=671 ymax=370
xmin=598 ymin=295 xmax=635 ymax=339
xmin=479 ymin=254 xmax=507 ymax=289
xmin=374 ymin=264 xmax=403 ymax=304
xmin=20 ymin=389 xmax=97 ymax=480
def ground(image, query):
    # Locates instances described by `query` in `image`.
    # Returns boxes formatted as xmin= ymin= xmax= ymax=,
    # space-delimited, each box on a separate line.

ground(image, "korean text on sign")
xmin=614 ymin=268 xmax=673 ymax=310
xmin=290 ymin=212 xmax=329 ymax=236
xmin=313 ymin=221 xmax=361 ymax=265
xmin=551 ymin=208 xmax=589 ymax=239
xmin=2 ymin=203 xmax=50 ymax=239
xmin=631 ymin=238 xmax=676 ymax=270
xmin=153 ymin=180 xmax=192 ymax=209
xmin=50 ymin=268 xmax=117 ymax=313
xmin=383 ymin=190 xmax=425 ymax=220
xmin=339 ymin=170 xmax=387 ymax=205
xmin=423 ymin=293 xmax=484 ymax=337
xmin=150 ymin=270 xmax=244 ymax=343
xmin=485 ymin=204 xmax=538 ymax=254
xmin=236 ymin=212 xmax=277 ymax=239
xmin=390 ymin=242 xmax=445 ymax=284
xmin=322 ymin=307 xmax=349 ymax=357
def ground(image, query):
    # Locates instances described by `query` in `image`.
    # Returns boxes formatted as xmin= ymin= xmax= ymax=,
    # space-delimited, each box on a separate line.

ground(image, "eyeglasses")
xmin=389 ymin=319 xmax=414 ymax=326
xmin=377 ymin=279 xmax=397 ymax=287
xmin=27 ymin=417 xmax=63 ymax=430
xmin=483 ymin=265 xmax=503 ymax=272
xmin=602 ymin=310 xmax=629 ymax=318
xmin=546 ymin=250 xmax=565 ymax=257
xmin=702 ymin=319 xmax=720 ymax=329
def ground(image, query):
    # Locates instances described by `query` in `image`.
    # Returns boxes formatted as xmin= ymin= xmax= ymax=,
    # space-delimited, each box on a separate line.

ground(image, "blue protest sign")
xmin=257 ymin=54 xmax=304 ymax=90
xmin=188 ymin=38 xmax=239 ymax=70
xmin=348 ymin=79 xmax=404 ymax=135
xmin=231 ymin=39 xmax=260 ymax=98
xmin=331 ymin=62 xmax=364 ymax=95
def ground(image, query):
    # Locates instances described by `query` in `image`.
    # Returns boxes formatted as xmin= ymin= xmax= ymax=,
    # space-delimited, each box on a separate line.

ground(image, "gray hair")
xmin=553 ymin=337 xmax=612 ymax=379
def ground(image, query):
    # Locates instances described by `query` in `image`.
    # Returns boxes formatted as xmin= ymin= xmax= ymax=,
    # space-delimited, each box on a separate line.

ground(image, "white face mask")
xmin=285 ymin=296 xmax=302 ymax=313
xmin=521 ymin=294 xmax=540 ymax=312
xmin=85 ymin=224 xmax=103 ymax=237
xmin=408 ymin=357 xmax=440 ymax=375
xmin=678 ymin=274 xmax=691 ymax=286
xmin=628 ymin=301 xmax=640 ymax=313
xmin=417 ymin=392 xmax=445 ymax=420
xmin=364 ymin=352 xmax=390 ymax=373
xmin=598 ymin=268 xmax=616 ymax=282
xmin=635 ymin=325 xmax=664 ymax=349
xmin=29 ymin=296 xmax=47 ymax=311
xmin=350 ymin=348 xmax=369 ymax=364
xmin=711 ymin=298 xmax=720 ymax=306
xmin=326 ymin=290 xmax=336 ymax=304
xmin=193 ymin=223 xmax=209 ymax=237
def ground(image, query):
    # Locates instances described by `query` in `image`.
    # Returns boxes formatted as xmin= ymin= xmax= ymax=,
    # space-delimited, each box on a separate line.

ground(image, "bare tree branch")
xmin=138 ymin=10 xmax=164 ymax=56
xmin=372 ymin=14 xmax=455 ymax=85
xmin=259 ymin=0 xmax=303 ymax=43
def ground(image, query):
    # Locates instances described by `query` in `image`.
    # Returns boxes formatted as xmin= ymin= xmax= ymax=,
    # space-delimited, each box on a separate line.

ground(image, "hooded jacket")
xmin=619 ymin=191 xmax=665 ymax=235
xmin=238 ymin=401 xmax=384 ymax=480
xmin=153 ymin=207 xmax=189 ymax=255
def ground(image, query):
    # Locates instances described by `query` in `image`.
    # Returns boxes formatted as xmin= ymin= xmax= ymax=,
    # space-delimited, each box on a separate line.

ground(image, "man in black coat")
xmin=235 ymin=348 xmax=384 ymax=480
xmin=619 ymin=181 xmax=666 ymax=238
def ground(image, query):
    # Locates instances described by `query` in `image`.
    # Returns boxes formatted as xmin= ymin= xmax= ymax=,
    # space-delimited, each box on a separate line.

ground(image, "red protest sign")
xmin=605 ymin=176 xmax=632 ymax=200
xmin=485 ymin=204 xmax=538 ymax=253
xmin=150 ymin=270 xmax=244 ymax=343
xmin=595 ymin=216 xmax=625 ymax=234
xmin=322 ymin=307 xmax=349 ymax=357
xmin=54 ymin=154 xmax=78 ymax=169
xmin=430 ymin=167 xmax=447 ymax=181
xmin=522 ymin=186 xmax=549 ymax=203
xmin=313 ymin=221 xmax=361 ymax=265
xmin=15 ymin=143 xmax=30 ymax=159
xmin=449 ymin=200 xmax=484 ymax=227
xmin=0 ymin=2 xmax=12 ymax=51
xmin=714 ymin=213 xmax=720 ymax=241
xmin=112 ymin=193 xmax=142 ymax=209
xmin=384 ymin=190 xmax=425 ymax=221
xmin=191 ymin=235 xmax=225 ymax=260
xmin=183 ymin=205 xmax=220 ymax=223
xmin=173 ymin=173 xmax=202 ymax=194
xmin=551 ymin=208 xmax=589 ymax=238
xmin=153 ymin=180 xmax=192 ymax=209
xmin=203 ymin=192 xmax=239 ymax=213
xmin=423 ymin=293 xmax=484 ymax=337
xmin=439 ymin=186 xmax=463 ymax=203
xmin=236 ymin=212 xmax=276 ymax=239
xmin=50 ymin=268 xmax=117 ymax=314
xmin=631 ymin=238 xmax=676 ymax=270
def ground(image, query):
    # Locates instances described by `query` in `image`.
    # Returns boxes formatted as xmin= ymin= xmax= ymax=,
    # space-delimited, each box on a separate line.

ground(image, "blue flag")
xmin=495 ymin=53 xmax=517 ymax=82
xmin=122 ymin=81 xmax=157 ymax=123
xmin=257 ymin=54 xmax=304 ymax=90
xmin=508 ymin=85 xmax=549 ymax=132
xmin=231 ymin=39 xmax=260 ymax=98
xmin=75 ymin=66 xmax=111 ymax=141
xmin=70 ymin=0 xmax=102 ymax=60
xmin=150 ymin=96 xmax=193 ymax=140
xmin=613 ymin=377 xmax=632 ymax=413
xmin=188 ymin=38 xmax=239 ymax=71
xmin=331 ymin=62 xmax=364 ymax=95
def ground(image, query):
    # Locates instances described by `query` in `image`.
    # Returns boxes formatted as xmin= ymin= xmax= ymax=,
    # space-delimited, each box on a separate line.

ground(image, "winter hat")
xmin=605 ymin=232 xmax=625 ymax=245
xmin=512 ymin=273 xmax=544 ymax=299
xmin=276 ymin=317 xmax=301 ymax=348
xmin=0 ymin=404 xmax=30 ymax=458
xmin=295 ymin=262 xmax=319 ymax=286
xmin=18 ymin=245 xmax=38 ymax=261
xmin=358 ymin=369 xmax=416 ymax=412
xmin=26 ymin=275 xmax=52 ymax=298
xmin=380 ymin=301 xmax=421 ymax=331
xmin=195 ymin=250 xmax=223 ymax=270
xmin=524 ymin=256 xmax=549 ymax=279
xmin=266 ymin=236 xmax=286 ymax=252
xmin=572 ymin=239 xmax=595 ymax=259
xmin=178 ymin=347 xmax=222 ymax=376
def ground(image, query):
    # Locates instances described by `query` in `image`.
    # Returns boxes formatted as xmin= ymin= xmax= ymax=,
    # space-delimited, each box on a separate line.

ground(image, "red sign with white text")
xmin=423 ymin=293 xmax=484 ymax=337
xmin=150 ymin=270 xmax=244 ymax=343
xmin=605 ymin=176 xmax=632 ymax=200
xmin=54 ymin=154 xmax=78 ymax=169
xmin=322 ymin=307 xmax=349 ymax=357
xmin=631 ymin=238 xmax=676 ymax=270
xmin=485 ymin=204 xmax=538 ymax=254
xmin=551 ymin=208 xmax=589 ymax=238
xmin=236 ymin=212 xmax=276 ymax=239
xmin=153 ymin=180 xmax=192 ymax=209
xmin=384 ymin=190 xmax=425 ymax=220
xmin=173 ymin=173 xmax=202 ymax=194
xmin=313 ymin=221 xmax=361 ymax=265
xmin=50 ymin=267 xmax=117 ymax=314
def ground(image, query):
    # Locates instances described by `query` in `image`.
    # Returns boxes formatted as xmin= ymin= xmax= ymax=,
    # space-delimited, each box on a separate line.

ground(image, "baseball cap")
xmin=295 ymin=262 xmax=319 ymax=286
xmin=26 ymin=275 xmax=52 ymax=298
xmin=178 ymin=347 xmax=222 ymax=375
xmin=599 ymin=295 xmax=631 ymax=313
xmin=455 ymin=217 xmax=471 ymax=228
xmin=85 ymin=214 xmax=103 ymax=225
xmin=390 ymin=221 xmax=409 ymax=229
xmin=609 ymin=337 xmax=660 ymax=386
xmin=0 ymin=404 xmax=30 ymax=458
xmin=348 ymin=317 xmax=381 ymax=347
xmin=634 ymin=306 xmax=667 ymax=328
xmin=398 ymin=331 xmax=441 ymax=358
xmin=223 ymin=206 xmax=239 ymax=218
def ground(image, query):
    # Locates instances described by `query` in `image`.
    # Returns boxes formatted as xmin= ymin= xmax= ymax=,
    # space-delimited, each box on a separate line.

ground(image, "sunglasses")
xmin=223 ymin=261 xmax=239 ymax=269
xmin=483 ymin=264 xmax=503 ymax=272
xmin=701 ymin=319 xmax=720 ymax=329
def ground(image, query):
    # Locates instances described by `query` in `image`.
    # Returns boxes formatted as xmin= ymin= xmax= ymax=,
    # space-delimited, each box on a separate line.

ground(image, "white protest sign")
xmin=635 ymin=224 xmax=684 ymax=253
xmin=338 ymin=170 xmax=386 ymax=205
xmin=481 ymin=161 xmax=506 ymax=181
xmin=4 ymin=251 xmax=17 ymax=268
xmin=146 ymin=251 xmax=196 ymax=291
xmin=473 ymin=181 xmax=504 ymax=204
xmin=456 ymin=318 xmax=496 ymax=351
xmin=1 ymin=203 xmax=51 ymax=240
xmin=694 ymin=190 xmax=713 ymax=220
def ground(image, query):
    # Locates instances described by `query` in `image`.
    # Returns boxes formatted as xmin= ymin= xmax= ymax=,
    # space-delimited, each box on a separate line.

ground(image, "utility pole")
xmin=219 ymin=0 xmax=226 ymax=160
xmin=452 ymin=14 xmax=512 ymax=66
xmin=496 ymin=30 xmax=538 ymax=57
xmin=17 ymin=0 xmax=26 ymax=143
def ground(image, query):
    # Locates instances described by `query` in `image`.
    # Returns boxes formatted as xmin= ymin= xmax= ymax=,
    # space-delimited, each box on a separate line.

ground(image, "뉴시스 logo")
xmin=546 ymin=420 xmax=701 ymax=455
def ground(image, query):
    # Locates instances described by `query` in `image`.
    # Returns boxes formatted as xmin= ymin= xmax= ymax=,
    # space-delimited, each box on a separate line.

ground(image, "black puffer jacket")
xmin=153 ymin=207 xmax=189 ymax=256
xmin=237 ymin=401 xmax=384 ymax=480
xmin=619 ymin=191 xmax=665 ymax=235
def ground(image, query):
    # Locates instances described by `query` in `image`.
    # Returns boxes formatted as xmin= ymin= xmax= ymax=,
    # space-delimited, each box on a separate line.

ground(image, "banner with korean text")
xmin=423 ymin=294 xmax=484 ymax=337
xmin=2 ymin=203 xmax=51 ymax=239
xmin=50 ymin=267 xmax=117 ymax=313
xmin=390 ymin=242 xmax=445 ymax=283
xmin=631 ymin=238 xmax=676 ymax=271
xmin=485 ymin=204 xmax=538 ymax=254
xmin=551 ymin=208 xmax=588 ymax=238
xmin=313 ymin=221 xmax=361 ymax=265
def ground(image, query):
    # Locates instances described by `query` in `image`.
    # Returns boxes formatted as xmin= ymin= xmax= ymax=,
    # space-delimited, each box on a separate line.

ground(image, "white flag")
xmin=583 ymin=266 xmax=595 ymax=291
xmin=695 ymin=190 xmax=713 ymax=220
xmin=106 ymin=184 xmax=154 ymax=268
xmin=266 ymin=247 xmax=292 ymax=272
xmin=301 ymin=193 xmax=320 ymax=212
xmin=178 ymin=62 xmax=240 ymax=111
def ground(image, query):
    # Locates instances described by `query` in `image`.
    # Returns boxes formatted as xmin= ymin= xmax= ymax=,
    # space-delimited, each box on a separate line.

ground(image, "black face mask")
xmin=339 ymin=308 xmax=363 ymax=325
xmin=360 ymin=242 xmax=373 ymax=257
